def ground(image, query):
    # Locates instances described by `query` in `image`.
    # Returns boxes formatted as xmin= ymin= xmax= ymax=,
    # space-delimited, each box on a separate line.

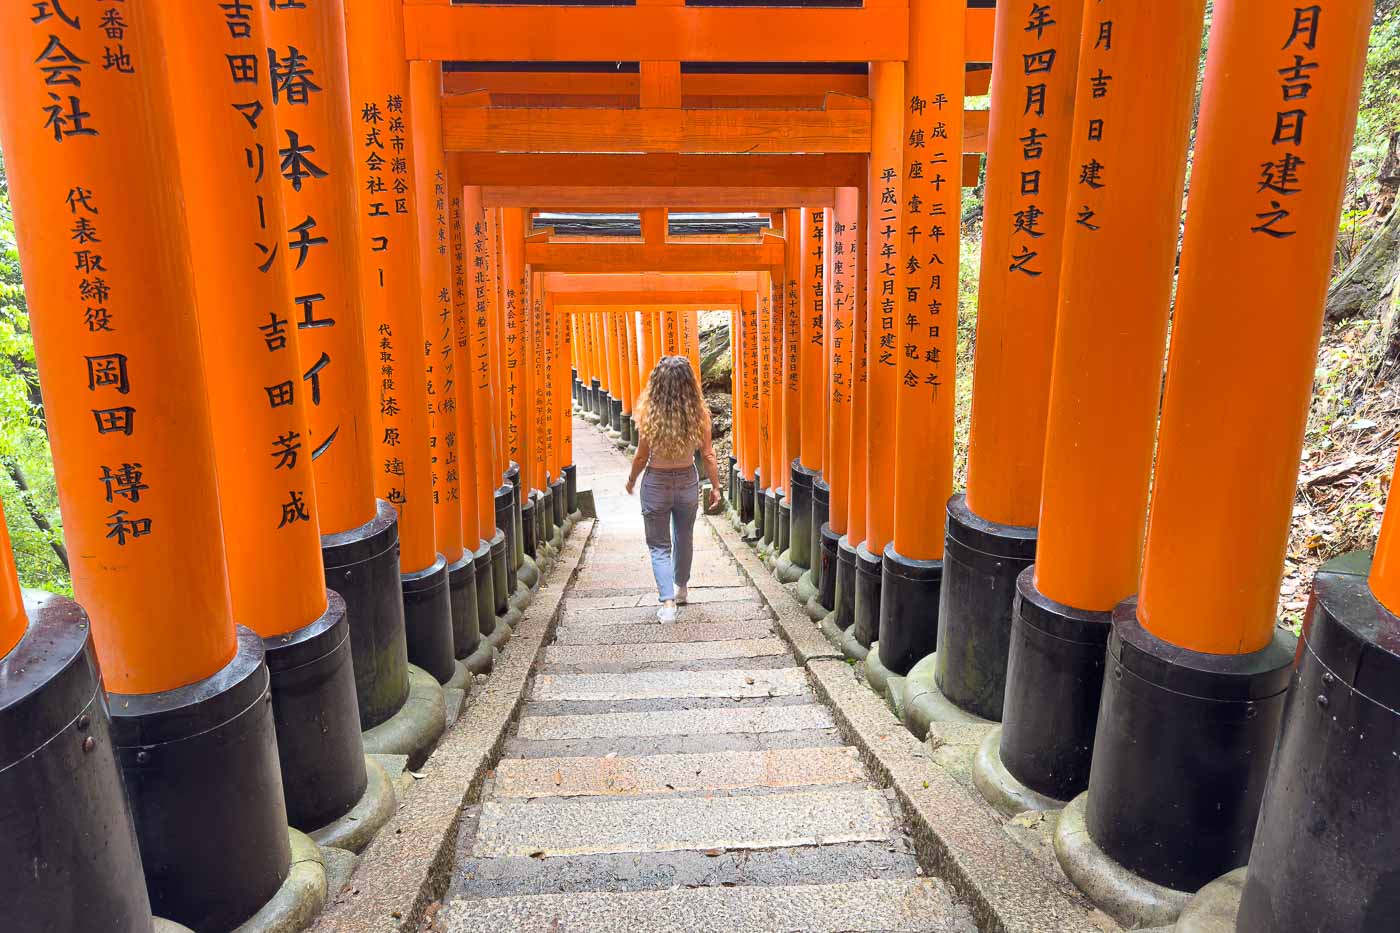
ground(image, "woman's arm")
xmin=699 ymin=409 xmax=722 ymax=508
xmin=625 ymin=437 xmax=650 ymax=494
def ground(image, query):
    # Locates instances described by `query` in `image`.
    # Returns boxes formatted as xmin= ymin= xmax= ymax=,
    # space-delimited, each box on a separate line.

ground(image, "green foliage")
xmin=0 ymin=159 xmax=70 ymax=596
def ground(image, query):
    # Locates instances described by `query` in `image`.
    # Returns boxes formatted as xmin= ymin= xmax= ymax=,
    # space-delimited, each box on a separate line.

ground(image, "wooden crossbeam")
xmin=443 ymin=68 xmax=993 ymax=102
xmin=456 ymin=153 xmax=981 ymax=191
xmin=404 ymin=3 xmax=929 ymax=62
xmin=445 ymin=101 xmax=988 ymax=156
xmin=486 ymin=186 xmax=837 ymax=210
xmin=558 ymin=302 xmax=741 ymax=314
xmin=526 ymin=239 xmax=786 ymax=273
xmin=455 ymin=153 xmax=868 ymax=188
xmin=556 ymin=291 xmax=743 ymax=308
xmin=442 ymin=100 xmax=872 ymax=155
xmin=543 ymin=273 xmax=760 ymax=293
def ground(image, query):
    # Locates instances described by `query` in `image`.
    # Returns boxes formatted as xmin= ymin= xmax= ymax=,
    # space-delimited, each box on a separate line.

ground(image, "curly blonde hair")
xmin=636 ymin=356 xmax=706 ymax=461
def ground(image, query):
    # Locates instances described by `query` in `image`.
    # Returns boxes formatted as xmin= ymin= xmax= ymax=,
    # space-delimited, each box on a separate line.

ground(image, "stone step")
xmin=449 ymin=841 xmax=919 ymax=901
xmin=471 ymin=785 xmax=896 ymax=858
xmin=552 ymin=620 xmax=775 ymax=646
xmin=516 ymin=704 xmax=835 ymax=741
xmin=564 ymin=587 xmax=757 ymax=611
xmin=560 ymin=602 xmax=774 ymax=627
xmin=493 ymin=746 xmax=867 ymax=799
xmin=532 ymin=668 xmax=806 ymax=702
xmin=438 ymin=879 xmax=977 ymax=932
xmin=543 ymin=638 xmax=788 ymax=668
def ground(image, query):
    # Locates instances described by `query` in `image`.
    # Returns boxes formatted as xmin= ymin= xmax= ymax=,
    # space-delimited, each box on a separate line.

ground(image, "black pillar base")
xmin=999 ymin=566 xmax=1111 ymax=803
xmin=590 ymin=379 xmax=602 ymax=419
xmin=401 ymin=553 xmax=457 ymax=685
xmin=876 ymin=545 xmax=942 ymax=675
xmin=752 ymin=480 xmax=766 ymax=541
xmin=447 ymin=553 xmax=482 ymax=661
xmin=788 ymin=460 xmax=817 ymax=570
xmin=1081 ymin=599 xmax=1293 ymax=892
xmin=522 ymin=496 xmax=538 ymax=559
xmin=809 ymin=479 xmax=830 ymax=591
xmin=622 ymin=413 xmax=636 ymax=445
xmin=740 ymin=477 xmax=756 ymax=525
xmin=264 ymin=590 xmax=368 ymax=834
xmin=833 ymin=535 xmax=858 ymax=630
xmin=762 ymin=490 xmax=778 ymax=548
xmin=727 ymin=456 xmax=738 ymax=513
xmin=506 ymin=463 xmax=526 ymax=573
xmin=597 ymin=389 xmax=609 ymax=423
xmin=0 ymin=591 xmax=152 ymax=933
xmin=811 ymin=522 xmax=840 ymax=617
xmin=1238 ymin=551 xmax=1400 ymax=933
xmin=321 ymin=499 xmax=410 ymax=730
xmin=550 ymin=478 xmax=566 ymax=527
xmin=471 ymin=541 xmax=496 ymax=649
xmin=488 ymin=529 xmax=510 ymax=620
xmin=534 ymin=488 xmax=551 ymax=549
xmin=852 ymin=542 xmax=884 ymax=648
xmin=934 ymin=493 xmax=1038 ymax=721
xmin=564 ymin=464 xmax=580 ymax=515
xmin=610 ymin=398 xmax=623 ymax=432
xmin=111 ymin=627 xmax=291 ymax=932
xmin=777 ymin=495 xmax=792 ymax=559
xmin=495 ymin=484 xmax=517 ymax=597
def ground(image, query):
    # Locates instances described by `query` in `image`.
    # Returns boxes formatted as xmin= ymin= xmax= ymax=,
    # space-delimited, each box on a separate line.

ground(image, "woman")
xmin=625 ymin=356 xmax=723 ymax=622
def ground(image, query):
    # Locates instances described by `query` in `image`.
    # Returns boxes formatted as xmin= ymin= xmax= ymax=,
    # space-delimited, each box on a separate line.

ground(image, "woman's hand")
xmin=708 ymin=487 xmax=722 ymax=510
xmin=626 ymin=477 xmax=636 ymax=495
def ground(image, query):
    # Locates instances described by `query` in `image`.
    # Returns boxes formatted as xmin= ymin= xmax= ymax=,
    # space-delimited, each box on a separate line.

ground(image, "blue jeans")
xmin=640 ymin=465 xmax=699 ymax=602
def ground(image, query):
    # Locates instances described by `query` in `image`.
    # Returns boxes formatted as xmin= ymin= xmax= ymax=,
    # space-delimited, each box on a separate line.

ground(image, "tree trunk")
xmin=1327 ymin=205 xmax=1400 ymax=323
xmin=5 ymin=461 xmax=69 ymax=572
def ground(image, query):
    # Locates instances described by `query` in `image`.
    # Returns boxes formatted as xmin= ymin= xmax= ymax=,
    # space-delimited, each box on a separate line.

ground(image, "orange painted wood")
xmin=164 ymin=0 xmax=329 ymax=637
xmin=964 ymin=0 xmax=1085 ymax=529
xmin=0 ymin=499 xmax=25 ymax=659
xmin=345 ymin=0 xmax=437 ymax=573
xmin=442 ymin=102 xmax=872 ymax=155
xmin=263 ymin=0 xmax=379 ymax=536
xmin=641 ymin=61 xmax=682 ymax=109
xmin=847 ymin=184 xmax=870 ymax=550
xmin=454 ymin=153 xmax=868 ymax=188
xmin=449 ymin=176 xmax=487 ymax=550
xmin=892 ymin=0 xmax=964 ymax=562
xmin=0 ymin=0 xmax=236 ymax=693
xmin=781 ymin=209 xmax=803 ymax=494
xmin=739 ymin=292 xmax=761 ymax=482
xmin=1033 ymin=2 xmax=1206 ymax=613
xmin=864 ymin=61 xmax=904 ymax=554
xmin=799 ymin=208 xmax=825 ymax=472
xmin=544 ymin=272 xmax=759 ymax=293
xmin=556 ymin=291 xmax=742 ymax=308
xmin=827 ymin=189 xmax=859 ymax=537
xmin=500 ymin=209 xmax=531 ymax=483
xmin=524 ymin=240 xmax=785 ymax=273
xmin=404 ymin=6 xmax=911 ymax=63
xmin=757 ymin=272 xmax=774 ymax=492
xmin=412 ymin=61 xmax=465 ymax=563
xmin=484 ymin=186 xmax=836 ymax=211
xmin=1139 ymin=0 xmax=1373 ymax=653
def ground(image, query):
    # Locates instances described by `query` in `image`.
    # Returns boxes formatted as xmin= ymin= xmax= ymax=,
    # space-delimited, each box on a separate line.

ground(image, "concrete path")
xmin=435 ymin=421 xmax=977 ymax=932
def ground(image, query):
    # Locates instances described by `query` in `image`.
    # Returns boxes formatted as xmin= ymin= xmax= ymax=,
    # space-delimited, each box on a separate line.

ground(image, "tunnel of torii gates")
xmin=0 ymin=0 xmax=1389 ymax=932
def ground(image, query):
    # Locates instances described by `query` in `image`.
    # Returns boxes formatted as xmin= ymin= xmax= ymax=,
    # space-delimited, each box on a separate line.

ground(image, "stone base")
xmin=860 ymin=639 xmax=898 ymax=700
xmin=518 ymin=555 xmax=540 ymax=590
xmin=795 ymin=568 xmax=818 ymax=606
xmin=230 ymin=829 xmax=326 ymax=933
xmin=307 ymin=756 xmax=397 ymax=855
xmin=803 ymin=591 xmax=829 ymax=623
xmin=360 ymin=665 xmax=446 ymax=770
xmin=839 ymin=624 xmax=870 ymax=662
xmin=1053 ymin=793 xmax=1192 ymax=929
xmin=153 ymin=921 xmax=196 ymax=933
xmin=972 ymin=728 xmax=1070 ymax=819
xmin=444 ymin=658 xmax=471 ymax=692
xmin=774 ymin=549 xmax=804 ymax=584
xmin=461 ymin=637 xmax=494 ymax=676
xmin=1176 ymin=868 xmax=1246 ymax=933
xmin=901 ymin=652 xmax=991 ymax=740
xmin=492 ymin=607 xmax=521 ymax=646
xmin=818 ymin=610 xmax=848 ymax=649
xmin=509 ymin=579 xmax=532 ymax=612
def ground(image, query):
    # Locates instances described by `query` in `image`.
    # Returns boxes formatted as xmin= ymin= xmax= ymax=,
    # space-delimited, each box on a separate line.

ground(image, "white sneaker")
xmin=676 ymin=585 xmax=688 ymax=605
xmin=657 ymin=604 xmax=678 ymax=623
